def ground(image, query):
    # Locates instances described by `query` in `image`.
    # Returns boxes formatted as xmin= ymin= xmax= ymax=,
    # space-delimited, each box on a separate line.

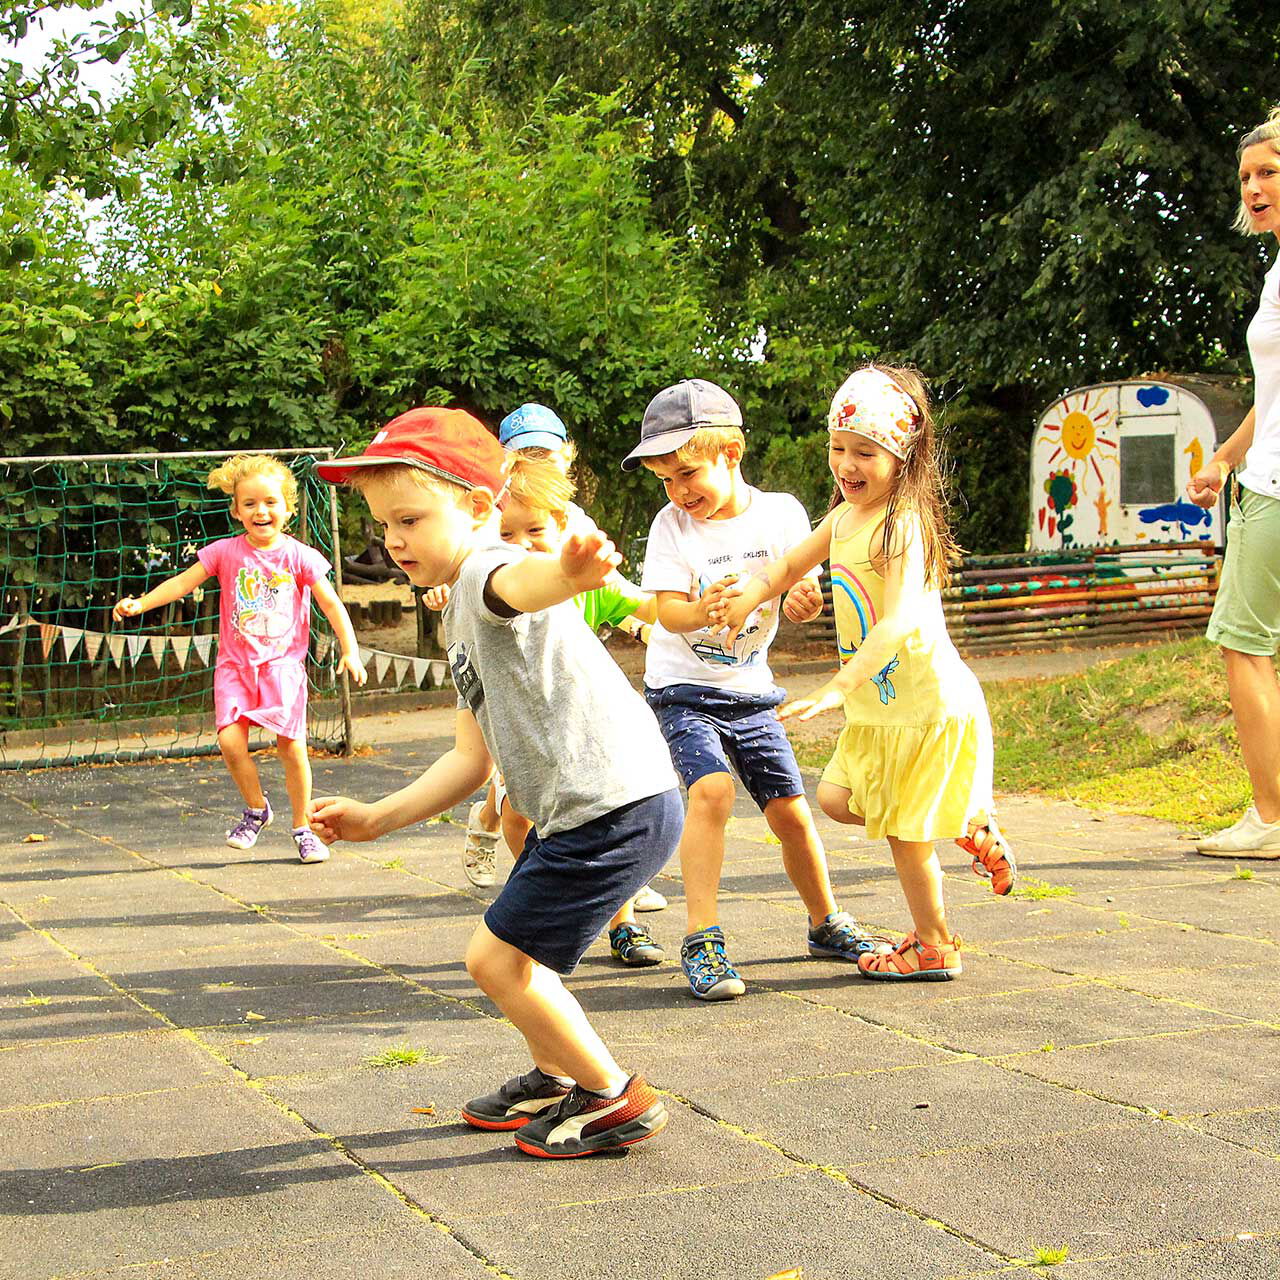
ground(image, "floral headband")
xmin=826 ymin=369 xmax=921 ymax=460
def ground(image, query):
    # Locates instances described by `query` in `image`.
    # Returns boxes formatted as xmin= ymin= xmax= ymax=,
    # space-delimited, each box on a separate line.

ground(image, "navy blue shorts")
xmin=644 ymin=683 xmax=805 ymax=810
xmin=483 ymin=788 xmax=683 ymax=975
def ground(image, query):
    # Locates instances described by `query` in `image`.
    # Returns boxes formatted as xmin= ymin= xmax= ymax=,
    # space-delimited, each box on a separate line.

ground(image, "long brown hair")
xmin=826 ymin=363 xmax=959 ymax=588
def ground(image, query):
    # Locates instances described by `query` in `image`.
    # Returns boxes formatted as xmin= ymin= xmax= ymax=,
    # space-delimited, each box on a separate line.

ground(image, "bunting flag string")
xmin=3 ymin=617 xmax=451 ymax=693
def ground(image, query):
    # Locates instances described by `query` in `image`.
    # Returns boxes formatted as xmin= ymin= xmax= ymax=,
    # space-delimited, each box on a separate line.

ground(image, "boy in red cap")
xmin=311 ymin=407 xmax=681 ymax=1158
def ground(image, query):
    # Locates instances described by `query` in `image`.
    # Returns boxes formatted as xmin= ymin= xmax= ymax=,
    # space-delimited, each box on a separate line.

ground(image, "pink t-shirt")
xmin=197 ymin=534 xmax=331 ymax=669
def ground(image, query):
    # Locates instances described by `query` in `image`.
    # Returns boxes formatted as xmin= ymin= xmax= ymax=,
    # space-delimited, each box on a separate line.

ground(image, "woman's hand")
xmin=112 ymin=596 xmax=142 ymax=621
xmin=1186 ymin=459 xmax=1229 ymax=509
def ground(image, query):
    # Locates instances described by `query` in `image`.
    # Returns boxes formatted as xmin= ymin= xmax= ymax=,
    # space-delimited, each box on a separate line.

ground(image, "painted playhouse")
xmin=1029 ymin=379 xmax=1224 ymax=551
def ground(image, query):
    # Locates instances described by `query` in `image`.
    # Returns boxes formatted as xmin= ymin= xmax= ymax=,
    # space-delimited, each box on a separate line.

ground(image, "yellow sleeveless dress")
xmin=820 ymin=505 xmax=994 ymax=841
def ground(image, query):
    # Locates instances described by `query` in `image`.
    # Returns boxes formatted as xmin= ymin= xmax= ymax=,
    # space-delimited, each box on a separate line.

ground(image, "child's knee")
xmin=764 ymin=794 xmax=817 ymax=841
xmin=465 ymin=927 xmax=519 ymax=992
xmin=688 ymin=772 xmax=736 ymax=822
xmin=817 ymin=782 xmax=862 ymax=825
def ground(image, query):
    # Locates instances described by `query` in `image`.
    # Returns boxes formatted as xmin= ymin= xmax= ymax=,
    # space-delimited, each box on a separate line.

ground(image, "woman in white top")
xmin=1188 ymin=105 xmax=1280 ymax=857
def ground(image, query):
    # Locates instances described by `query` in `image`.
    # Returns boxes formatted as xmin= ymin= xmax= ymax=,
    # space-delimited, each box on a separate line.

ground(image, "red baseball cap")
xmin=315 ymin=407 xmax=508 ymax=492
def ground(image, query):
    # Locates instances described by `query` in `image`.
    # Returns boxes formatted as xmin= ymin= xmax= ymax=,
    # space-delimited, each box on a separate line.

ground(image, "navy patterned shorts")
xmin=644 ymin=683 xmax=805 ymax=810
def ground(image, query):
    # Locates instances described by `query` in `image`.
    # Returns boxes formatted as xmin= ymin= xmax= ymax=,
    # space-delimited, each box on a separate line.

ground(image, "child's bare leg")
xmin=465 ymin=924 xmax=626 ymax=1092
xmin=277 ymin=734 xmax=312 ymax=828
xmin=503 ymin=808 xmax=534 ymax=861
xmin=218 ymin=722 xmax=265 ymax=807
xmin=763 ymin=793 xmax=837 ymax=927
xmin=681 ymin=772 xmax=736 ymax=932
xmin=816 ymin=781 xmax=866 ymax=827
xmin=476 ymin=778 xmax=500 ymax=833
xmin=608 ymin=899 xmax=636 ymax=931
xmin=886 ymin=835 xmax=950 ymax=945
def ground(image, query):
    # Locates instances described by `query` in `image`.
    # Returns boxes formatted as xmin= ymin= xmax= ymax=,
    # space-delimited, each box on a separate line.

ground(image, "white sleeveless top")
xmin=1239 ymin=253 xmax=1280 ymax=499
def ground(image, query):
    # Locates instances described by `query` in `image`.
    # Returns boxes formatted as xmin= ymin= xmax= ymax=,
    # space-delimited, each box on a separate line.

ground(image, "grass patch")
xmin=379 ymin=857 xmax=406 ymax=871
xmin=1029 ymin=1242 xmax=1070 ymax=1266
xmin=363 ymin=1045 xmax=444 ymax=1070
xmin=1011 ymin=877 xmax=1075 ymax=901
xmin=787 ymin=638 xmax=1260 ymax=832
xmin=1234 ymin=865 xmax=1255 ymax=881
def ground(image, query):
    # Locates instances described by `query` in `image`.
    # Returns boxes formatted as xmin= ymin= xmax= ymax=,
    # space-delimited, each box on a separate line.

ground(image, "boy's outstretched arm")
xmin=309 ymin=709 xmax=492 ymax=844
xmin=112 ymin=562 xmax=211 ymax=621
xmin=311 ymin=578 xmax=368 ymax=685
xmin=487 ymin=526 xmax=620 ymax=615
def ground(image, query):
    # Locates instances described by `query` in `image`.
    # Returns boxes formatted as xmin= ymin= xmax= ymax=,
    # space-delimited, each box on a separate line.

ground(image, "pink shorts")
xmin=213 ymin=659 xmax=308 ymax=741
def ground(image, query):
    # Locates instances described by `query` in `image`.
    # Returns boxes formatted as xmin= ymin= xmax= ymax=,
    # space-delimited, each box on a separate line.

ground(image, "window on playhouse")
xmin=1119 ymin=432 xmax=1176 ymax=505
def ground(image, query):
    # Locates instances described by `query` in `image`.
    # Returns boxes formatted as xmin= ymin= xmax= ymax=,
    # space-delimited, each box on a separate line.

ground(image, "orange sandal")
xmin=958 ymin=818 xmax=1016 ymax=896
xmin=857 ymin=931 xmax=962 ymax=981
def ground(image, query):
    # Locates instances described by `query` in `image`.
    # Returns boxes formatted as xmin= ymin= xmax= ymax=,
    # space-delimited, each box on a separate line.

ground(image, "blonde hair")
xmin=826 ymin=363 xmax=959 ymax=589
xmin=673 ymin=425 xmax=746 ymax=464
xmin=343 ymin=462 xmax=470 ymax=500
xmin=505 ymin=453 xmax=577 ymax=522
xmin=1235 ymin=105 xmax=1280 ymax=235
xmin=207 ymin=453 xmax=298 ymax=513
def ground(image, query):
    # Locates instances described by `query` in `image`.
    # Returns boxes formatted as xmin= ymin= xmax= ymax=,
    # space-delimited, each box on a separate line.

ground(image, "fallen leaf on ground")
xmin=243 ymin=1011 xmax=266 ymax=1021
xmin=234 ymin=1036 xmax=265 ymax=1045
xmin=410 ymin=1105 xmax=435 ymax=1115
xmin=22 ymin=833 xmax=47 ymax=843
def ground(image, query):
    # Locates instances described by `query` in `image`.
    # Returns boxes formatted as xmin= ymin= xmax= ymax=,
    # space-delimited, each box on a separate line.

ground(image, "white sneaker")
xmin=1195 ymin=805 xmax=1280 ymax=858
xmin=462 ymin=800 xmax=499 ymax=887
xmin=633 ymin=883 xmax=667 ymax=912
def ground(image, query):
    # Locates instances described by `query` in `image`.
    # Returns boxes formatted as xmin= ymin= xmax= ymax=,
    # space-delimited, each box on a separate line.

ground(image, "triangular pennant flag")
xmin=373 ymin=650 xmax=391 ymax=682
xmin=1 ymin=613 xmax=21 ymax=635
xmin=126 ymin=634 xmax=147 ymax=667
xmin=148 ymin=635 xmax=167 ymax=667
xmin=40 ymin=623 xmax=58 ymax=659
xmin=60 ymin=626 xmax=83 ymax=662
xmin=412 ymin=657 xmax=429 ymax=688
xmin=429 ymin=659 xmax=448 ymax=687
xmin=358 ymin=645 xmax=373 ymax=669
xmin=170 ymin=634 xmax=191 ymax=670
xmin=82 ymin=630 xmax=104 ymax=663
xmin=393 ymin=656 xmax=409 ymax=687
xmin=192 ymin=634 xmax=214 ymax=667
xmin=107 ymin=634 xmax=126 ymax=668
xmin=314 ymin=633 xmax=332 ymax=663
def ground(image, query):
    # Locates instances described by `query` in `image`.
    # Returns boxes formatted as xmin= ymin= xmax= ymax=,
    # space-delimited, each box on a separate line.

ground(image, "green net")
xmin=0 ymin=451 xmax=348 ymax=769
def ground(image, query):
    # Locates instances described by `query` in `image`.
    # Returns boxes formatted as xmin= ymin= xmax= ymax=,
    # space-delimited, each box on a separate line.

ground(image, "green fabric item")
xmin=575 ymin=574 xmax=645 ymax=631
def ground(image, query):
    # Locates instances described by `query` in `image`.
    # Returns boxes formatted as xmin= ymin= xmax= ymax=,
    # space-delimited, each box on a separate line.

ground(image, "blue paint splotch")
xmin=1136 ymin=385 xmax=1171 ymax=408
xmin=1138 ymin=501 xmax=1212 ymax=539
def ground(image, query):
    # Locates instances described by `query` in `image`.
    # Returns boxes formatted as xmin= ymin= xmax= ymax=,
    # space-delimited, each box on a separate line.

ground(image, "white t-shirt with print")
xmin=640 ymin=486 xmax=812 ymax=695
xmin=1240 ymin=253 xmax=1280 ymax=499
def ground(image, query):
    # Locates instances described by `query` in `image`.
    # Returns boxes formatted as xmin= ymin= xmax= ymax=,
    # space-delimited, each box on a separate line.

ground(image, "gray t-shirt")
xmin=444 ymin=544 xmax=677 ymax=836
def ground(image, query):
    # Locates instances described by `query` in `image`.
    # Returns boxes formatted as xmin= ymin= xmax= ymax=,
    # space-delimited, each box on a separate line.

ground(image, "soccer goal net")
xmin=0 ymin=449 xmax=350 ymax=769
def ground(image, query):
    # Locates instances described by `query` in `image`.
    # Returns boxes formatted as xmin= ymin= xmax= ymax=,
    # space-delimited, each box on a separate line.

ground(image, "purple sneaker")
xmin=294 ymin=827 xmax=330 ymax=864
xmin=226 ymin=796 xmax=272 ymax=849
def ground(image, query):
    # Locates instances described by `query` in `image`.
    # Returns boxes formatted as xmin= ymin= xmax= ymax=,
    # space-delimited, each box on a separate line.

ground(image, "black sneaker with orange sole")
xmin=514 ymin=1074 xmax=667 ymax=1158
xmin=460 ymin=1067 xmax=572 ymax=1131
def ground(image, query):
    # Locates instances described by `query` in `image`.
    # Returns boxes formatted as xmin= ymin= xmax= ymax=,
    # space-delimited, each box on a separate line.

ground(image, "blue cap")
xmin=498 ymin=403 xmax=568 ymax=452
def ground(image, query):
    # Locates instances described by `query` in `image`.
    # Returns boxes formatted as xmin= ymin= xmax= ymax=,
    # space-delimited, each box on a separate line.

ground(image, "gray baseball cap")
xmin=621 ymin=378 xmax=743 ymax=471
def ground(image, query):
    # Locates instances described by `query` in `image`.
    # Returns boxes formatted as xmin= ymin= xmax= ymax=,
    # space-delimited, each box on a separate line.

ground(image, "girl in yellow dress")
xmin=711 ymin=364 xmax=1015 ymax=980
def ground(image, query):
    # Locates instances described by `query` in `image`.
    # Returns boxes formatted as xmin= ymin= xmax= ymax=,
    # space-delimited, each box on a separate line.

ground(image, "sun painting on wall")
xmin=1037 ymin=390 xmax=1118 ymax=494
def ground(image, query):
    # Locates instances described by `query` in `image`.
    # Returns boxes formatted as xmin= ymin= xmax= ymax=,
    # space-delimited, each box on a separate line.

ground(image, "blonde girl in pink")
xmin=712 ymin=365 xmax=1015 ymax=980
xmin=113 ymin=454 xmax=366 ymax=862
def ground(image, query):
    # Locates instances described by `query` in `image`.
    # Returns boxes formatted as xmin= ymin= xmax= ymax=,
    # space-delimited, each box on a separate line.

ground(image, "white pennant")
xmin=126 ymin=634 xmax=147 ymax=667
xmin=148 ymin=635 xmax=167 ymax=667
xmin=412 ymin=657 xmax=428 ymax=688
xmin=393 ymin=656 xmax=409 ymax=687
xmin=192 ymin=634 xmax=214 ymax=667
xmin=0 ymin=614 xmax=19 ymax=635
xmin=170 ymin=634 xmax=191 ymax=670
xmin=429 ymin=659 xmax=448 ymax=687
xmin=61 ymin=627 xmax=83 ymax=661
xmin=107 ymin=634 xmax=126 ymax=668
xmin=314 ymin=633 xmax=332 ymax=663
xmin=373 ymin=650 xmax=391 ymax=682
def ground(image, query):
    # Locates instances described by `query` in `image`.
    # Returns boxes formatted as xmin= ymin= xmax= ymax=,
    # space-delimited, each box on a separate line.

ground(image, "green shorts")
xmin=1206 ymin=486 xmax=1280 ymax=656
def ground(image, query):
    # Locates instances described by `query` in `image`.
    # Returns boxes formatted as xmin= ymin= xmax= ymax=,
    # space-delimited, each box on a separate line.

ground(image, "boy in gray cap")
xmin=624 ymin=379 xmax=884 ymax=999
